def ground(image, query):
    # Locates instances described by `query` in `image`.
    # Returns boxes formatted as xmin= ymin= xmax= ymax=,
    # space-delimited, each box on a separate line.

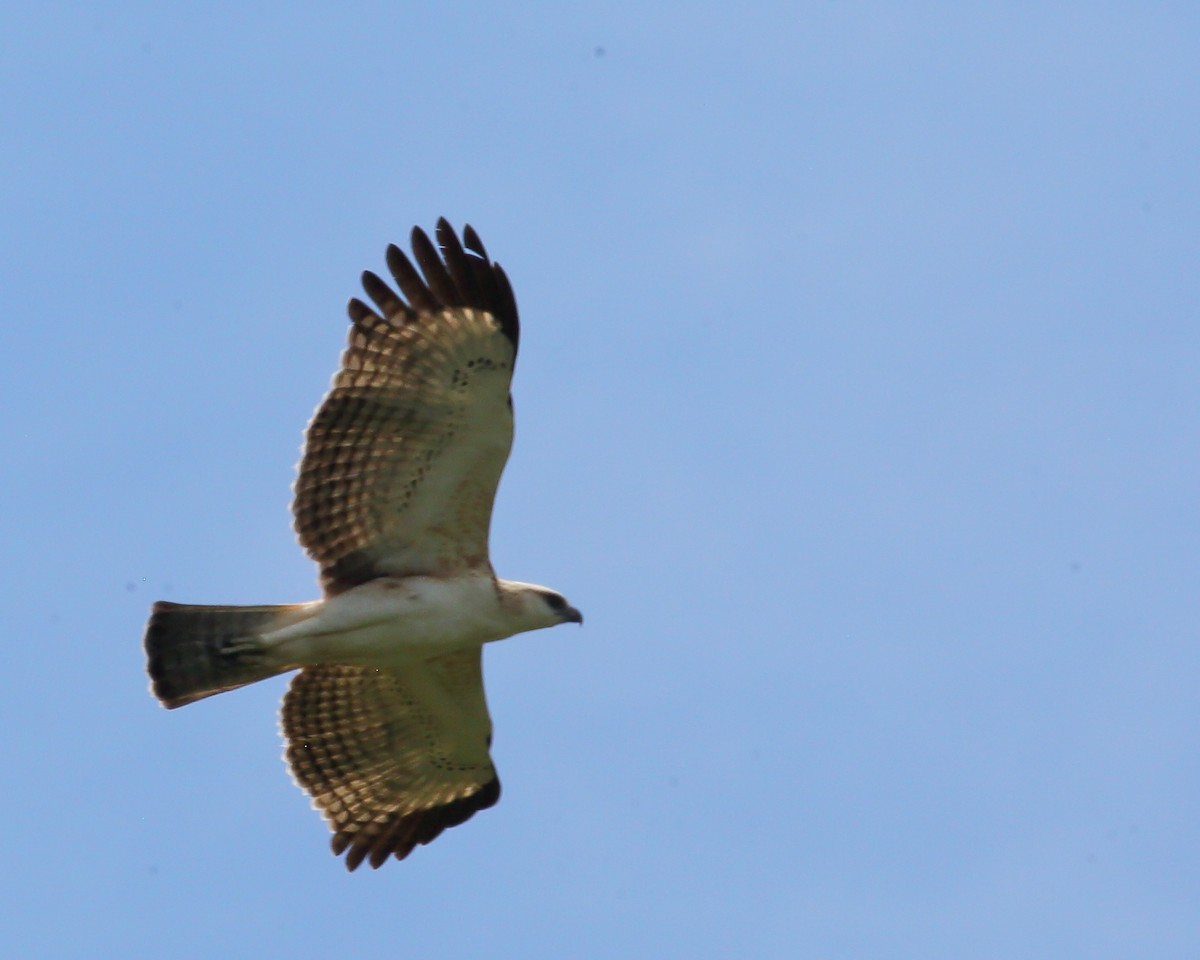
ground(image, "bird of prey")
xmin=144 ymin=219 xmax=582 ymax=870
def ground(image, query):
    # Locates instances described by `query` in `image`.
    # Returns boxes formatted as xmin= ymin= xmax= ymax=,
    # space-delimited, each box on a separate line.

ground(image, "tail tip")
xmin=143 ymin=602 xmax=193 ymax=708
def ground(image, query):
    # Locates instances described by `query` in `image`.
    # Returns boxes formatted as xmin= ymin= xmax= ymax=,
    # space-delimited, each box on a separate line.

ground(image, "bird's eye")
xmin=543 ymin=593 xmax=566 ymax=612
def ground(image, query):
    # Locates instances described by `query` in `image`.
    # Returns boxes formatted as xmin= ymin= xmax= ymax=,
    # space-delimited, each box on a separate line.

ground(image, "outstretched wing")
xmin=282 ymin=652 xmax=500 ymax=871
xmin=293 ymin=219 xmax=520 ymax=594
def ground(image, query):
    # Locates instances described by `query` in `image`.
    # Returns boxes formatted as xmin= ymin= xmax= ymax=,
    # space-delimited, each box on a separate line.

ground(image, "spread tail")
xmin=144 ymin=601 xmax=317 ymax=708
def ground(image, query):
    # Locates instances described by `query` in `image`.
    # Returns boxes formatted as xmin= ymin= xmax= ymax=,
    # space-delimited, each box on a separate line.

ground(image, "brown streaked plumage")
xmin=282 ymin=655 xmax=499 ymax=871
xmin=143 ymin=220 xmax=581 ymax=870
xmin=294 ymin=222 xmax=520 ymax=593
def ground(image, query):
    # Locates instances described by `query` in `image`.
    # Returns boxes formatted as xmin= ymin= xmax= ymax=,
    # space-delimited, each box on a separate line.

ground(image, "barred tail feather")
xmin=144 ymin=601 xmax=316 ymax=708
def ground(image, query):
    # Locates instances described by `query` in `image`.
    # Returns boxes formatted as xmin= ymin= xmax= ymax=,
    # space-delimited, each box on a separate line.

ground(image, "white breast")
xmin=258 ymin=575 xmax=508 ymax=669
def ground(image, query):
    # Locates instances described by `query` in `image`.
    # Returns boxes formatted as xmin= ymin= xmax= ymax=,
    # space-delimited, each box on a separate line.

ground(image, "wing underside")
xmin=292 ymin=220 xmax=520 ymax=593
xmin=282 ymin=651 xmax=499 ymax=871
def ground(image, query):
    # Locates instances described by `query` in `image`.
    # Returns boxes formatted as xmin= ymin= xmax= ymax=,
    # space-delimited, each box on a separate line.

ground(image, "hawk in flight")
xmin=144 ymin=220 xmax=582 ymax=870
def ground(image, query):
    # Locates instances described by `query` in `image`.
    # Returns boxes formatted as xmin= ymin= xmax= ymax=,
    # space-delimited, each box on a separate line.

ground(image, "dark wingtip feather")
xmin=384 ymin=243 xmax=439 ymax=315
xmin=350 ymin=220 xmax=520 ymax=352
xmin=492 ymin=264 xmax=518 ymax=347
xmin=461 ymin=223 xmax=488 ymax=260
xmin=435 ymin=220 xmax=484 ymax=307
xmin=409 ymin=225 xmax=458 ymax=305
xmin=330 ymin=778 xmax=502 ymax=871
xmin=343 ymin=840 xmax=368 ymax=873
xmin=360 ymin=270 xmax=407 ymax=320
xmin=347 ymin=297 xmax=380 ymax=325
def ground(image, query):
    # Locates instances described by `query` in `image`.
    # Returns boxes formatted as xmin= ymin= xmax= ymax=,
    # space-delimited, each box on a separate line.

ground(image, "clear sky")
xmin=2 ymin=3 xmax=1198 ymax=958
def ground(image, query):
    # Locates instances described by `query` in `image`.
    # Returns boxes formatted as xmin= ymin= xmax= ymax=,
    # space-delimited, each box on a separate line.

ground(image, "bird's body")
xmin=150 ymin=574 xmax=569 ymax=703
xmin=143 ymin=220 xmax=581 ymax=870
xmin=264 ymin=576 xmax=565 ymax=666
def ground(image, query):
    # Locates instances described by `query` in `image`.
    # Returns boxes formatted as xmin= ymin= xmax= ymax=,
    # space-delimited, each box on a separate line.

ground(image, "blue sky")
xmin=3 ymin=3 xmax=1198 ymax=957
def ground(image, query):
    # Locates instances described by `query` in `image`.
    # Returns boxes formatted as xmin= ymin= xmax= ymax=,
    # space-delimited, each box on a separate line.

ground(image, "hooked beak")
xmin=563 ymin=606 xmax=584 ymax=625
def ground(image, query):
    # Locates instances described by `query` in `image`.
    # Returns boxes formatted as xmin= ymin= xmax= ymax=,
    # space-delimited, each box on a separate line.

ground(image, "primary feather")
xmin=144 ymin=220 xmax=581 ymax=869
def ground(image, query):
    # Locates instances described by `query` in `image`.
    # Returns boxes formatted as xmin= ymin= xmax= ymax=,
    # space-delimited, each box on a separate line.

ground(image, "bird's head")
xmin=500 ymin=581 xmax=584 ymax=631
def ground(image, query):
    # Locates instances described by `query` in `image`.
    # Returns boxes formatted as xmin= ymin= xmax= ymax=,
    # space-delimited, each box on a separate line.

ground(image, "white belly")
xmin=259 ymin=575 xmax=508 ymax=669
